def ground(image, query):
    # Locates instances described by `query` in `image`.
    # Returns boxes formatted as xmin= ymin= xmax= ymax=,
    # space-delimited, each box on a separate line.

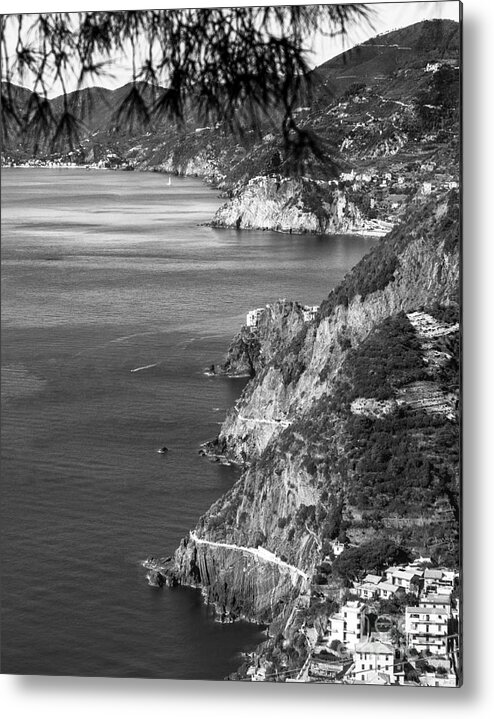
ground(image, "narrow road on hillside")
xmin=189 ymin=531 xmax=309 ymax=581
xmin=235 ymin=410 xmax=292 ymax=429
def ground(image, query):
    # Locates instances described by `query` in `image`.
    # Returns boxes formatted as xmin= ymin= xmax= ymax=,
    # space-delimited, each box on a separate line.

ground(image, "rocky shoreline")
xmin=144 ymin=188 xmax=459 ymax=681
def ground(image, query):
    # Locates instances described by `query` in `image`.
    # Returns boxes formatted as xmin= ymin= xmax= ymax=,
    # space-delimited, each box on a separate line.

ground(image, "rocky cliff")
xmin=218 ymin=300 xmax=308 ymax=378
xmin=161 ymin=189 xmax=460 ymax=645
xmin=211 ymin=175 xmax=392 ymax=236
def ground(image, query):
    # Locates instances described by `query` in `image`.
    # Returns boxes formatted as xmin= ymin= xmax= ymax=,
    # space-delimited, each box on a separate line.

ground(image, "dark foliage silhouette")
xmin=1 ymin=5 xmax=371 ymax=164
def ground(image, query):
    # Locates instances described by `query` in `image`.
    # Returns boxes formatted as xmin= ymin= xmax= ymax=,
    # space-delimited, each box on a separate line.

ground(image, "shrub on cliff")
xmin=332 ymin=540 xmax=412 ymax=582
xmin=295 ymin=504 xmax=316 ymax=527
xmin=344 ymin=312 xmax=427 ymax=400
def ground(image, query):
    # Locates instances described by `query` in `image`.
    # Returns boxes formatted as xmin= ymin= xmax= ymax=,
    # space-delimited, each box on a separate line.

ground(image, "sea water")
xmin=1 ymin=168 xmax=376 ymax=678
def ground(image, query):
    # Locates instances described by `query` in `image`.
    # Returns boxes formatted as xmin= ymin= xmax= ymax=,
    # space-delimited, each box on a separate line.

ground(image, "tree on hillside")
xmin=0 ymin=5 xmax=372 ymax=164
xmin=331 ymin=539 xmax=412 ymax=583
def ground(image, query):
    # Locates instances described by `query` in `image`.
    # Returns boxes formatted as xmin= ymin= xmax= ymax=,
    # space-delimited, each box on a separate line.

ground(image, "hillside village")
xmin=231 ymin=301 xmax=460 ymax=685
xmin=243 ymin=548 xmax=460 ymax=686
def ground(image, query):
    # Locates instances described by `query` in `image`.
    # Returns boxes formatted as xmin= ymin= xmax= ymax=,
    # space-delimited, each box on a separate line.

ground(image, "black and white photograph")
xmin=1 ymin=0 xmax=462 ymax=691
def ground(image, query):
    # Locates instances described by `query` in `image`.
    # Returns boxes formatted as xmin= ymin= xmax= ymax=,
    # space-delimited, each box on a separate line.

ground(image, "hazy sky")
xmin=2 ymin=1 xmax=461 ymax=95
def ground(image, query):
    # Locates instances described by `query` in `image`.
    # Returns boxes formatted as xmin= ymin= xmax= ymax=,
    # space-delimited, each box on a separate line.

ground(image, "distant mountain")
xmin=313 ymin=19 xmax=459 ymax=98
xmin=52 ymin=82 xmax=168 ymax=132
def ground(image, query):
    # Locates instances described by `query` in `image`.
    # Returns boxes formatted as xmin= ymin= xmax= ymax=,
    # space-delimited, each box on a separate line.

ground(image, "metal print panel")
xmin=0 ymin=1 xmax=461 ymax=685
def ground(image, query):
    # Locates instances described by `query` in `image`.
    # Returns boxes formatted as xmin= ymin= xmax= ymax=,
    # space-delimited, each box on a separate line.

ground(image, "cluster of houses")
xmin=2 ymin=153 xmax=131 ymax=171
xmin=338 ymin=165 xmax=458 ymax=212
xmin=1 ymin=157 xmax=83 ymax=168
xmin=296 ymin=559 xmax=460 ymax=686
xmin=246 ymin=304 xmax=319 ymax=329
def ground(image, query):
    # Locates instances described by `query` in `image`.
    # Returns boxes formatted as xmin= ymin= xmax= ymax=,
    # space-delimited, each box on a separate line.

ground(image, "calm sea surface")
xmin=1 ymin=168 xmax=376 ymax=678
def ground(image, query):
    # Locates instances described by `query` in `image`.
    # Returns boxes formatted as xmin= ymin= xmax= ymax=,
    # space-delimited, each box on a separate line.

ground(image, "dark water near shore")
xmin=1 ymin=168 xmax=376 ymax=678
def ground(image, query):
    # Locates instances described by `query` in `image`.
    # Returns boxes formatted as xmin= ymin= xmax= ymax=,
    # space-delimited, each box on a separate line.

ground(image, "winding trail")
xmin=189 ymin=531 xmax=309 ymax=581
xmin=235 ymin=411 xmax=292 ymax=429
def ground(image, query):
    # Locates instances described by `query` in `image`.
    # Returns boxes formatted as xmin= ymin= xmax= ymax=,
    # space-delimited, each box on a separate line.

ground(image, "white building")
xmin=354 ymin=582 xmax=379 ymax=601
xmin=302 ymin=305 xmax=319 ymax=323
xmin=329 ymin=601 xmax=368 ymax=652
xmin=353 ymin=639 xmax=395 ymax=684
xmin=425 ymin=62 xmax=441 ymax=73
xmin=423 ymin=568 xmax=458 ymax=595
xmin=419 ymin=594 xmax=452 ymax=611
xmin=246 ymin=308 xmax=265 ymax=328
xmin=405 ymin=606 xmax=451 ymax=655
xmin=330 ymin=539 xmax=345 ymax=558
xmin=354 ymin=573 xmax=382 ymax=599
xmin=376 ymin=582 xmax=403 ymax=600
xmin=384 ymin=567 xmax=422 ymax=594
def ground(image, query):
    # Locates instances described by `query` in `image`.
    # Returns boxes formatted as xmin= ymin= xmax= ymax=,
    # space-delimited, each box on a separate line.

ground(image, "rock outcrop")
xmin=212 ymin=175 xmax=392 ymax=236
xmin=218 ymin=300 xmax=308 ymax=378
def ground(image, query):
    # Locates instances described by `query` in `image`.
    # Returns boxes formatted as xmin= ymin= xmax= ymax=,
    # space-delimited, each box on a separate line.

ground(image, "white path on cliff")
xmin=234 ymin=409 xmax=292 ymax=429
xmin=189 ymin=531 xmax=309 ymax=581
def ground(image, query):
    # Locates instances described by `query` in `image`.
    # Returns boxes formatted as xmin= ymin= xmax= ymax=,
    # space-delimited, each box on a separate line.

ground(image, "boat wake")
xmin=130 ymin=363 xmax=158 ymax=373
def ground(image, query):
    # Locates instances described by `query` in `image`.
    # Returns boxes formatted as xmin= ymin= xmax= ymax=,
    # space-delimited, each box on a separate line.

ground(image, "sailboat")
xmin=167 ymin=176 xmax=172 ymax=186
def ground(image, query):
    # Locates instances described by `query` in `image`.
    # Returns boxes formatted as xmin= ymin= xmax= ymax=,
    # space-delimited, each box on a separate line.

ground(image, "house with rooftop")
xmin=385 ymin=567 xmax=422 ymax=594
xmin=353 ymin=573 xmax=382 ymax=600
xmin=353 ymin=638 xmax=395 ymax=684
xmin=419 ymin=594 xmax=452 ymax=611
xmin=405 ymin=605 xmax=451 ymax=655
xmin=376 ymin=581 xmax=404 ymax=600
xmin=423 ymin=568 xmax=443 ymax=593
xmin=423 ymin=568 xmax=458 ymax=595
xmin=354 ymin=582 xmax=379 ymax=601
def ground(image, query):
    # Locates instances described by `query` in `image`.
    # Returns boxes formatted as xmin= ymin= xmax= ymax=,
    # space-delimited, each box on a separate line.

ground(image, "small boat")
xmin=157 ymin=446 xmax=168 ymax=454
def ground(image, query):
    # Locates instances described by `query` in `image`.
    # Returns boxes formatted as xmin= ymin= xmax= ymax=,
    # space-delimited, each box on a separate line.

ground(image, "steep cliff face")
xmin=169 ymin=534 xmax=309 ymax=623
xmin=212 ymin=175 xmax=392 ymax=236
xmin=215 ymin=192 xmax=459 ymax=464
xmin=219 ymin=300 xmax=308 ymax=378
xmin=164 ymin=189 xmax=460 ymax=642
xmin=136 ymin=143 xmax=222 ymax=182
